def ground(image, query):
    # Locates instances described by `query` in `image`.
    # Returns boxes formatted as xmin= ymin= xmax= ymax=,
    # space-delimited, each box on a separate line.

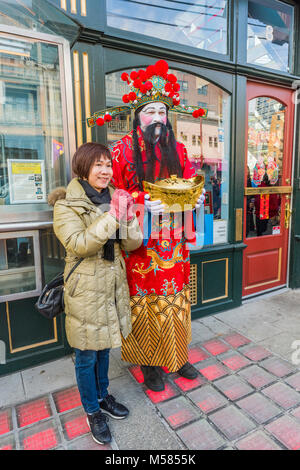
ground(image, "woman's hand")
xmin=109 ymin=189 xmax=134 ymax=221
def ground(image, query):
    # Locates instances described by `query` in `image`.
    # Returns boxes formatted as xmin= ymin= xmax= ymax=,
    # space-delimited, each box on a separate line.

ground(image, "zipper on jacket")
xmin=69 ymin=273 xmax=81 ymax=297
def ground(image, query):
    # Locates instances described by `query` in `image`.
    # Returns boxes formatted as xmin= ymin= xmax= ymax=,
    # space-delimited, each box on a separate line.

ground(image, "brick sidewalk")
xmin=1 ymin=331 xmax=300 ymax=450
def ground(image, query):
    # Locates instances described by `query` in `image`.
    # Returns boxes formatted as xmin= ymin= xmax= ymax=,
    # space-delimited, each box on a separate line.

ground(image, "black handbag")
xmin=35 ymin=258 xmax=83 ymax=319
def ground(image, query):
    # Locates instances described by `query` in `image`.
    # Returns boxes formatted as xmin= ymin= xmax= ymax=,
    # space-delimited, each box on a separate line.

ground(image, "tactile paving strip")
xmin=127 ymin=334 xmax=300 ymax=450
xmin=1 ymin=332 xmax=300 ymax=450
xmin=16 ymin=397 xmax=51 ymax=428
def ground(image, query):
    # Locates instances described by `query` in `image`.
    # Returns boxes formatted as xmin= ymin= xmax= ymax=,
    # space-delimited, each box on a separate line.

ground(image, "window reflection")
xmin=0 ymin=236 xmax=36 ymax=296
xmin=171 ymin=73 xmax=230 ymax=239
xmin=247 ymin=0 xmax=294 ymax=72
xmin=106 ymin=0 xmax=228 ymax=55
xmin=0 ymin=34 xmax=66 ymax=212
xmin=248 ymin=97 xmax=285 ymax=187
xmin=105 ymin=68 xmax=230 ymax=246
xmin=246 ymin=97 xmax=284 ymax=239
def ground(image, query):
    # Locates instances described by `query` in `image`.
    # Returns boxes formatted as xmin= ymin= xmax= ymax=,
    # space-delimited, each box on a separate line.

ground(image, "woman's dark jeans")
xmin=74 ymin=348 xmax=110 ymax=414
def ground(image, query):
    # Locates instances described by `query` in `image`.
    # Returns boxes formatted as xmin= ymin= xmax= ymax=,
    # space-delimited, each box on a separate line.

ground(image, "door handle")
xmin=285 ymin=197 xmax=292 ymax=229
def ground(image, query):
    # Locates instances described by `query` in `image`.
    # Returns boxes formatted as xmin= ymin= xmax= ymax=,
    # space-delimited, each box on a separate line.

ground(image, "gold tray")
xmin=143 ymin=174 xmax=204 ymax=212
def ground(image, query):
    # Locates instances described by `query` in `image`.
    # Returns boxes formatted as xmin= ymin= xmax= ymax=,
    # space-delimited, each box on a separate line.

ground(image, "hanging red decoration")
xmin=104 ymin=114 xmax=112 ymax=122
xmin=96 ymin=117 xmax=104 ymax=126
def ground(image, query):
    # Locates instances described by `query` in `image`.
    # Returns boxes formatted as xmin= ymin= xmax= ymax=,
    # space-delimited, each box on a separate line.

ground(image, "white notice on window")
xmin=213 ymin=219 xmax=228 ymax=244
xmin=7 ymin=159 xmax=46 ymax=204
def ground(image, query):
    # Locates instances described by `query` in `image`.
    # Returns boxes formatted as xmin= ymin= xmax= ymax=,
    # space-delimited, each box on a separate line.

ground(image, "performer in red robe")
xmin=88 ymin=59 xmax=206 ymax=391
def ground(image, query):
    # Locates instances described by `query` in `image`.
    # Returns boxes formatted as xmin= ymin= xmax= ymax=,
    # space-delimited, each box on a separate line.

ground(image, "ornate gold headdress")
xmin=87 ymin=59 xmax=208 ymax=128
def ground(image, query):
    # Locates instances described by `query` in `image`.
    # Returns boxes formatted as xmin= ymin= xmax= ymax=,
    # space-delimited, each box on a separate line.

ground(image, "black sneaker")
xmin=86 ymin=410 xmax=112 ymax=445
xmin=100 ymin=394 xmax=129 ymax=420
xmin=177 ymin=362 xmax=199 ymax=380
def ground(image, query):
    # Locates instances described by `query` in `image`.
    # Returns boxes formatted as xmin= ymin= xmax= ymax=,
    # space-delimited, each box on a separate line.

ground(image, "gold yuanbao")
xmin=143 ymin=174 xmax=205 ymax=213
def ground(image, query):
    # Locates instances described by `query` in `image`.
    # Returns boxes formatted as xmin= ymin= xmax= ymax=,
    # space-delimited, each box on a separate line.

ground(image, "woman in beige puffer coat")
xmin=50 ymin=142 xmax=143 ymax=445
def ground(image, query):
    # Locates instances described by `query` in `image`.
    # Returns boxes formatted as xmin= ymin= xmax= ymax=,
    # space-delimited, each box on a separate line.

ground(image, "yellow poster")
xmin=11 ymin=162 xmax=42 ymax=175
xmin=7 ymin=159 xmax=46 ymax=204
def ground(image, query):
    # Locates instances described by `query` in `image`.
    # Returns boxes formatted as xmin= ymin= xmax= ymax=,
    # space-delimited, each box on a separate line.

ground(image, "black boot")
xmin=177 ymin=362 xmax=199 ymax=379
xmin=140 ymin=366 xmax=165 ymax=392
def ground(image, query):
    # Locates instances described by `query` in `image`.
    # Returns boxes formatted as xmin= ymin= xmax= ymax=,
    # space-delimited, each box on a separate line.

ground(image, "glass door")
xmin=0 ymin=28 xmax=75 ymax=224
xmin=242 ymin=82 xmax=294 ymax=297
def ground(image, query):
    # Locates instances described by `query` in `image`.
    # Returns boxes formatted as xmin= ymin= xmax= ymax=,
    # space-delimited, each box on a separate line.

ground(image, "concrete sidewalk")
xmin=0 ymin=288 xmax=300 ymax=450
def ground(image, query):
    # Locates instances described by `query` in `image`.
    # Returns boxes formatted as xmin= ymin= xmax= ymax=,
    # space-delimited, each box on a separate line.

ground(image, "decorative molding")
xmin=244 ymin=248 xmax=282 ymax=290
xmin=70 ymin=0 xmax=77 ymax=14
xmin=235 ymin=208 xmax=243 ymax=242
xmin=5 ymin=302 xmax=58 ymax=353
xmin=83 ymin=52 xmax=92 ymax=142
xmin=245 ymin=186 xmax=292 ymax=195
xmin=190 ymin=264 xmax=197 ymax=306
xmin=81 ymin=0 xmax=87 ymax=16
xmin=201 ymin=258 xmax=229 ymax=304
xmin=73 ymin=50 xmax=83 ymax=147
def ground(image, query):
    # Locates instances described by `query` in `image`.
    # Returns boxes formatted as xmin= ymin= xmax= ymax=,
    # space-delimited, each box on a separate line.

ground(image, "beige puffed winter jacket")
xmin=50 ymin=178 xmax=143 ymax=351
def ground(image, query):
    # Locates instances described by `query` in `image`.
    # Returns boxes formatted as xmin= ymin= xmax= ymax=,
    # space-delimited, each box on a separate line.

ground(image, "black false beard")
xmin=132 ymin=116 xmax=183 ymax=188
xmin=143 ymin=122 xmax=168 ymax=146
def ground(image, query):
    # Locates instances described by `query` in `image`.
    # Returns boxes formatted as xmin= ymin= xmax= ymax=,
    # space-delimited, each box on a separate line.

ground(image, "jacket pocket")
xmin=67 ymin=273 xmax=81 ymax=297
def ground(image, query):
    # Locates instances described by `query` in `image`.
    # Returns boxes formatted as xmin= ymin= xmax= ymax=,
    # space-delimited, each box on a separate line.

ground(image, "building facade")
xmin=0 ymin=0 xmax=299 ymax=376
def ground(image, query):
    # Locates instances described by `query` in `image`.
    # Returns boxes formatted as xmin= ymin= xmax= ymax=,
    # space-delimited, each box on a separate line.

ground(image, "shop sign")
xmin=7 ymin=159 xmax=46 ymax=204
xmin=213 ymin=219 xmax=227 ymax=244
xmin=272 ymin=225 xmax=280 ymax=235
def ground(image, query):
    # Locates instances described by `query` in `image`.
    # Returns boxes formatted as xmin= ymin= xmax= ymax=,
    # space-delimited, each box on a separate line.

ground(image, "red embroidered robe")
xmin=111 ymin=127 xmax=196 ymax=372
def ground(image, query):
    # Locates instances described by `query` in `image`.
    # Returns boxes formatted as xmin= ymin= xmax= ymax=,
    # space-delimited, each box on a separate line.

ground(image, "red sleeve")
xmin=111 ymin=141 xmax=145 ymax=225
xmin=177 ymin=143 xmax=196 ymax=179
xmin=111 ymin=143 xmax=126 ymax=190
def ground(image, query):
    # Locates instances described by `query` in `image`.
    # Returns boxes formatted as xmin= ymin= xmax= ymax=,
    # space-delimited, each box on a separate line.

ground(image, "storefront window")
xmin=246 ymin=97 xmax=284 ymax=238
xmin=0 ymin=33 xmax=67 ymax=217
xmin=106 ymin=0 xmax=228 ymax=55
xmin=247 ymin=0 xmax=294 ymax=72
xmin=105 ymin=69 xmax=231 ymax=247
xmin=0 ymin=0 xmax=79 ymax=43
xmin=0 ymin=231 xmax=42 ymax=300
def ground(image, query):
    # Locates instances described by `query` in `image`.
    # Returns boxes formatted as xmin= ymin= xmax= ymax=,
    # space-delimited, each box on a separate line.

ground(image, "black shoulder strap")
xmin=65 ymin=258 xmax=84 ymax=283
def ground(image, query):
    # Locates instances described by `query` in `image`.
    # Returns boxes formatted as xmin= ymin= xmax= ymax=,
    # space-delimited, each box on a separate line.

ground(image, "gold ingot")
xmin=142 ymin=174 xmax=205 ymax=213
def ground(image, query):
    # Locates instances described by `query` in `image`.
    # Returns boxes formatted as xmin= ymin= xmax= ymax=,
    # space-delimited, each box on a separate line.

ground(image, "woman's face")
xmin=87 ymin=155 xmax=113 ymax=191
